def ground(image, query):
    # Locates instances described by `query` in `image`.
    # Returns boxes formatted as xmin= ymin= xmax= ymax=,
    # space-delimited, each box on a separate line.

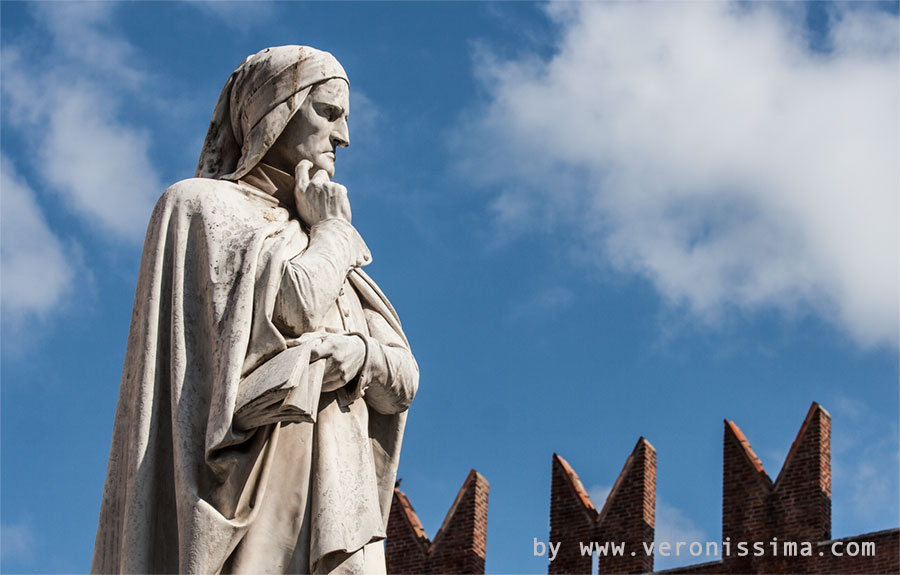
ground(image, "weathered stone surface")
xmin=93 ymin=46 xmax=417 ymax=575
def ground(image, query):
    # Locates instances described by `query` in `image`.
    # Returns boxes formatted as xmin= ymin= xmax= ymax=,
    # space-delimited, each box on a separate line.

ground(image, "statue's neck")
xmin=240 ymin=163 xmax=295 ymax=208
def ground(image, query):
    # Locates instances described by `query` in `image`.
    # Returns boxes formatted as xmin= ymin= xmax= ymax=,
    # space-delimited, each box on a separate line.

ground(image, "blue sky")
xmin=1 ymin=1 xmax=897 ymax=573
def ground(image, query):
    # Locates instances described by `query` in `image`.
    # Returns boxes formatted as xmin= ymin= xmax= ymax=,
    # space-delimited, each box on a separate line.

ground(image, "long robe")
xmin=91 ymin=177 xmax=417 ymax=573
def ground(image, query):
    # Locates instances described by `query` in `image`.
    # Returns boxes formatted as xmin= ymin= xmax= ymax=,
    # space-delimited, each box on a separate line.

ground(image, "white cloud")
xmin=0 ymin=156 xmax=74 ymax=317
xmin=847 ymin=461 xmax=894 ymax=518
xmin=510 ymin=285 xmax=574 ymax=320
xmin=35 ymin=2 xmax=146 ymax=89
xmin=588 ymin=483 xmax=611 ymax=507
xmin=39 ymin=85 xmax=160 ymax=239
xmin=458 ymin=2 xmax=899 ymax=348
xmin=183 ymin=0 xmax=276 ymax=28
xmin=348 ymin=90 xmax=381 ymax=147
xmin=0 ymin=522 xmax=35 ymax=562
xmin=763 ymin=447 xmax=788 ymax=475
xmin=655 ymin=499 xmax=716 ymax=569
xmin=830 ymin=396 xmax=899 ymax=527
xmin=830 ymin=6 xmax=900 ymax=57
xmin=1 ymin=2 xmax=161 ymax=243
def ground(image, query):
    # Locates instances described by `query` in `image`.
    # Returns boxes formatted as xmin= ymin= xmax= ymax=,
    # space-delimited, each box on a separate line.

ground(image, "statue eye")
xmin=316 ymin=103 xmax=342 ymax=122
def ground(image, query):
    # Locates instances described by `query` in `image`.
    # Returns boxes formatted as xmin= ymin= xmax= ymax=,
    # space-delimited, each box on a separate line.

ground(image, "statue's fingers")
xmin=311 ymin=169 xmax=331 ymax=185
xmin=320 ymin=365 xmax=344 ymax=392
xmin=309 ymin=338 xmax=333 ymax=361
xmin=295 ymin=159 xmax=314 ymax=191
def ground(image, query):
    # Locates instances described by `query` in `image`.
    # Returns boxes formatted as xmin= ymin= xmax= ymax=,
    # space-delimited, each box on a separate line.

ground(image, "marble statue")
xmin=92 ymin=46 xmax=419 ymax=574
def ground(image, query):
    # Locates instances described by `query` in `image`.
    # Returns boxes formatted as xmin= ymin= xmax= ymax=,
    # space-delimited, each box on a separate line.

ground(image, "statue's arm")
xmin=273 ymin=219 xmax=371 ymax=336
xmin=352 ymin=309 xmax=419 ymax=415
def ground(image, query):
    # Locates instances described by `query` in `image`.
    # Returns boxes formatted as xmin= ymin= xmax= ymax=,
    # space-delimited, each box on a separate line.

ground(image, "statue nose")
xmin=331 ymin=120 xmax=350 ymax=148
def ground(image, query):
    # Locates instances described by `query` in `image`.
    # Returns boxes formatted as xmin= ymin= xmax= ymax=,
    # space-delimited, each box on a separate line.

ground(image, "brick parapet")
xmin=549 ymin=453 xmax=597 ymax=574
xmin=771 ymin=403 xmax=831 ymax=544
xmin=386 ymin=469 xmax=489 ymax=574
xmin=386 ymin=488 xmax=428 ymax=574
xmin=548 ymin=402 xmax=897 ymax=575
xmin=656 ymin=403 xmax=895 ymax=575
xmin=720 ymin=402 xmax=832 ymax=572
xmin=722 ymin=418 xmax=776 ymax=572
xmin=596 ymin=438 xmax=656 ymax=574
xmin=658 ymin=528 xmax=899 ymax=574
xmin=550 ymin=438 xmax=656 ymax=574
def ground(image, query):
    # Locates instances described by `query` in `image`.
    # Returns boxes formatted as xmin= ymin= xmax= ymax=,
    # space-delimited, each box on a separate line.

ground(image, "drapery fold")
xmin=91 ymin=178 xmax=412 ymax=573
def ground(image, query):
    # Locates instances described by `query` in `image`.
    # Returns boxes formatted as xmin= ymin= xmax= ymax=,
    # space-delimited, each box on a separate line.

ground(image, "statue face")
xmin=265 ymin=78 xmax=350 ymax=178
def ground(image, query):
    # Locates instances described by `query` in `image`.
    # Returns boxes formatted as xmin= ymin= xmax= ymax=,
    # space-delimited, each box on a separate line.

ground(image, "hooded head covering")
xmin=196 ymin=45 xmax=349 ymax=181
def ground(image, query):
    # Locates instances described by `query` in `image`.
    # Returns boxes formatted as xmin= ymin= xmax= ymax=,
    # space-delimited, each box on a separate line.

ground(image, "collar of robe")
xmin=239 ymin=162 xmax=296 ymax=209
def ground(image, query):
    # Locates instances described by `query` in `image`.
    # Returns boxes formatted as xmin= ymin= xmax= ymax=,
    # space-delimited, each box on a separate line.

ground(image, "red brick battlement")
xmin=716 ymin=402 xmax=833 ymax=572
xmin=550 ymin=438 xmax=657 ymax=574
xmin=385 ymin=403 xmax=897 ymax=574
xmin=548 ymin=402 xmax=898 ymax=574
xmin=386 ymin=469 xmax=489 ymax=574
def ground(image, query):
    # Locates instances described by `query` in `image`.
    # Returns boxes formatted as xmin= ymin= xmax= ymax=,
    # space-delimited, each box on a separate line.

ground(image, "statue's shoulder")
xmin=156 ymin=178 xmax=277 ymax=213
xmin=159 ymin=177 xmax=242 ymax=205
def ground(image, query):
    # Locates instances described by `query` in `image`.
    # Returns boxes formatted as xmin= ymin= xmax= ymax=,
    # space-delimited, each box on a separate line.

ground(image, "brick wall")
xmin=384 ymin=402 xmax=897 ymax=575
xmin=807 ymin=530 xmax=900 ymax=574
xmin=549 ymin=402 xmax=897 ymax=575
xmin=658 ymin=529 xmax=900 ymax=574
xmin=385 ymin=469 xmax=489 ymax=574
xmin=385 ymin=487 xmax=428 ymax=573
xmin=658 ymin=402 xmax=898 ymax=575
xmin=549 ymin=438 xmax=657 ymax=574
xmin=548 ymin=453 xmax=598 ymax=574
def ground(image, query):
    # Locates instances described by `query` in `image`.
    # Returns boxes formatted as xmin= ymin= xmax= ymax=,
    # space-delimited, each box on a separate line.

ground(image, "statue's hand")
xmin=310 ymin=333 xmax=366 ymax=392
xmin=294 ymin=159 xmax=352 ymax=227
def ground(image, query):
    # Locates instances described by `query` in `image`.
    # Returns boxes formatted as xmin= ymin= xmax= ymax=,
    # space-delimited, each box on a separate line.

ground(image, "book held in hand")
xmin=234 ymin=342 xmax=326 ymax=430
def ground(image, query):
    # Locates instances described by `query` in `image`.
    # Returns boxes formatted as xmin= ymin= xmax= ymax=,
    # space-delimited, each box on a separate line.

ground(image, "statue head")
xmin=196 ymin=45 xmax=349 ymax=181
xmin=263 ymin=77 xmax=349 ymax=179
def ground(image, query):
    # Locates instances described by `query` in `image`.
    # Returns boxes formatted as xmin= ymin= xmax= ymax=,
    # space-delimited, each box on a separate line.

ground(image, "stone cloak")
xmin=91 ymin=178 xmax=409 ymax=573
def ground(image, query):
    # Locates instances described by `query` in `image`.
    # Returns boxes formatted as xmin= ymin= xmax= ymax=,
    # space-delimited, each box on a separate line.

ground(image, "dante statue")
xmin=92 ymin=46 xmax=418 ymax=574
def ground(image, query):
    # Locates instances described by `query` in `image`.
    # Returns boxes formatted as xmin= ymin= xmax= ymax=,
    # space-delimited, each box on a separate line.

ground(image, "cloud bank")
xmin=830 ymin=395 xmax=899 ymax=528
xmin=0 ymin=522 xmax=34 ymax=562
xmin=1 ymin=3 xmax=161 ymax=243
xmin=0 ymin=156 xmax=74 ymax=318
xmin=1 ymin=3 xmax=165 ymax=319
xmin=459 ymin=2 xmax=898 ymax=348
